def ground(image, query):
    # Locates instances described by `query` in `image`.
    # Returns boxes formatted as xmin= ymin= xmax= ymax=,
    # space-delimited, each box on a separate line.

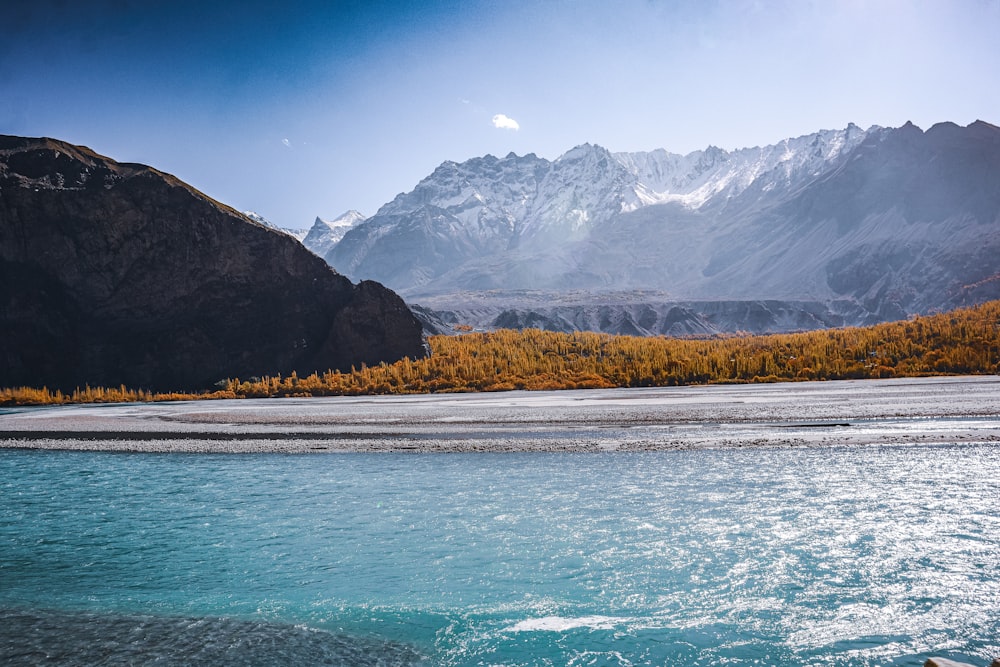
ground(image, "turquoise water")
xmin=2 ymin=445 xmax=998 ymax=666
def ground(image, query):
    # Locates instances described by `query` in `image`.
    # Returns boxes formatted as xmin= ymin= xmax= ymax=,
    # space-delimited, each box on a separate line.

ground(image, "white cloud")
xmin=281 ymin=138 xmax=291 ymax=148
xmin=492 ymin=114 xmax=520 ymax=131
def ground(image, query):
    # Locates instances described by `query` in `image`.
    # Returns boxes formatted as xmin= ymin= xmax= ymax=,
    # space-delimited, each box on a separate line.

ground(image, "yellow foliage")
xmin=3 ymin=301 xmax=999 ymax=405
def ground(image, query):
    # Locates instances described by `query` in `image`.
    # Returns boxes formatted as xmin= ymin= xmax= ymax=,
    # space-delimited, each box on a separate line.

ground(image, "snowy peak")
xmin=301 ymin=210 xmax=367 ymax=257
xmin=376 ymin=152 xmax=548 ymax=226
xmin=555 ymin=142 xmax=612 ymax=163
xmin=317 ymin=210 xmax=367 ymax=234
xmin=369 ymin=142 xmax=636 ymax=246
xmin=524 ymin=143 xmax=637 ymax=239
xmin=334 ymin=209 xmax=367 ymax=226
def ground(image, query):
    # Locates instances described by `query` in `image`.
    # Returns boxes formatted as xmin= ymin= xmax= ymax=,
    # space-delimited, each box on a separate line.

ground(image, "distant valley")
xmin=303 ymin=120 xmax=1000 ymax=335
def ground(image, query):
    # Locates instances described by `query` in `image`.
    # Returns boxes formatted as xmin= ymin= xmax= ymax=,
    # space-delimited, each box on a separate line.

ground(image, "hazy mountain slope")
xmin=323 ymin=121 xmax=1000 ymax=333
xmin=696 ymin=121 xmax=1000 ymax=314
xmin=0 ymin=135 xmax=427 ymax=391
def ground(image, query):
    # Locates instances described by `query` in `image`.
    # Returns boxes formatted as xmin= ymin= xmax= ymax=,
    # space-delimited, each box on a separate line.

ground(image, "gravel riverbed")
xmin=2 ymin=376 xmax=998 ymax=453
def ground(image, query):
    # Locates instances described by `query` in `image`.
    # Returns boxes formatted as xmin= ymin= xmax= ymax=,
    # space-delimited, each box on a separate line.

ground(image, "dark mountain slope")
xmin=0 ymin=135 xmax=426 ymax=391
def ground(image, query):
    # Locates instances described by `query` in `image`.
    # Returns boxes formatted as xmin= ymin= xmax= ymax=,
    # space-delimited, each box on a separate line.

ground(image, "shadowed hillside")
xmin=0 ymin=135 xmax=427 ymax=391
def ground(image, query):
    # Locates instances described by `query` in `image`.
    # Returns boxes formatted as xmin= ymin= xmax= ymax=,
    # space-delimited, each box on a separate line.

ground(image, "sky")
xmin=2 ymin=0 xmax=998 ymax=229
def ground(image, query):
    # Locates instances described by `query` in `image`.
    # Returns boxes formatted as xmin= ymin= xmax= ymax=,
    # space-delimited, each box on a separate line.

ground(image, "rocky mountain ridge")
xmin=0 ymin=135 xmax=427 ymax=391
xmin=410 ymin=293 xmax=871 ymax=337
xmin=308 ymin=121 xmax=1000 ymax=334
xmin=312 ymin=124 xmax=875 ymax=288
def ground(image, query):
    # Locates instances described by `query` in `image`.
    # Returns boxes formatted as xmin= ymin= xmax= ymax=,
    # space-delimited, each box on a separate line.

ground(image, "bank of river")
xmin=1 ymin=376 xmax=998 ymax=453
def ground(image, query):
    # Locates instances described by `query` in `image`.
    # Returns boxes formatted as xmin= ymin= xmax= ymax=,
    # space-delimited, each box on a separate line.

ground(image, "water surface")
xmin=2 ymin=443 xmax=998 ymax=665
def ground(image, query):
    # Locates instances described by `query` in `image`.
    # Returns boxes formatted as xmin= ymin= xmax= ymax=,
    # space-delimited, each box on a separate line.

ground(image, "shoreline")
xmin=1 ymin=376 xmax=998 ymax=454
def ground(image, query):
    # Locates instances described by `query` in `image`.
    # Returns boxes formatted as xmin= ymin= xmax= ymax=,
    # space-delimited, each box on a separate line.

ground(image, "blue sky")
xmin=2 ymin=0 xmax=998 ymax=229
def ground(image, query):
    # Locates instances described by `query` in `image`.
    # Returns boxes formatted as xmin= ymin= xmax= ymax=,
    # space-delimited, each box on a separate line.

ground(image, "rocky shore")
xmin=1 ymin=376 xmax=998 ymax=454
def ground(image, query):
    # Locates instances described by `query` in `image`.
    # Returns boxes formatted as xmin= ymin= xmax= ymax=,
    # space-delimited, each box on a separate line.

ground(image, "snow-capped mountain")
xmin=323 ymin=120 xmax=1000 ymax=332
xmin=302 ymin=210 xmax=366 ymax=258
xmin=243 ymin=211 xmax=308 ymax=242
xmin=614 ymin=122 xmax=870 ymax=210
xmin=326 ymin=125 xmax=878 ymax=288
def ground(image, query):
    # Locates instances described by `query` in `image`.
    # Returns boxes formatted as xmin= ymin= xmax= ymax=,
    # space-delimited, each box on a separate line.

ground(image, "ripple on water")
xmin=1 ymin=445 xmax=999 ymax=666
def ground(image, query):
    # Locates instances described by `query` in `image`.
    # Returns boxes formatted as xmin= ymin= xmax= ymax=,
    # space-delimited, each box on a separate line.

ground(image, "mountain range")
xmin=305 ymin=120 xmax=1000 ymax=335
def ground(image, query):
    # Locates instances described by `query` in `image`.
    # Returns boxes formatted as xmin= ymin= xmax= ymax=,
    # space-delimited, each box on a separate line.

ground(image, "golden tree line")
xmin=2 ymin=300 xmax=999 ymax=406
